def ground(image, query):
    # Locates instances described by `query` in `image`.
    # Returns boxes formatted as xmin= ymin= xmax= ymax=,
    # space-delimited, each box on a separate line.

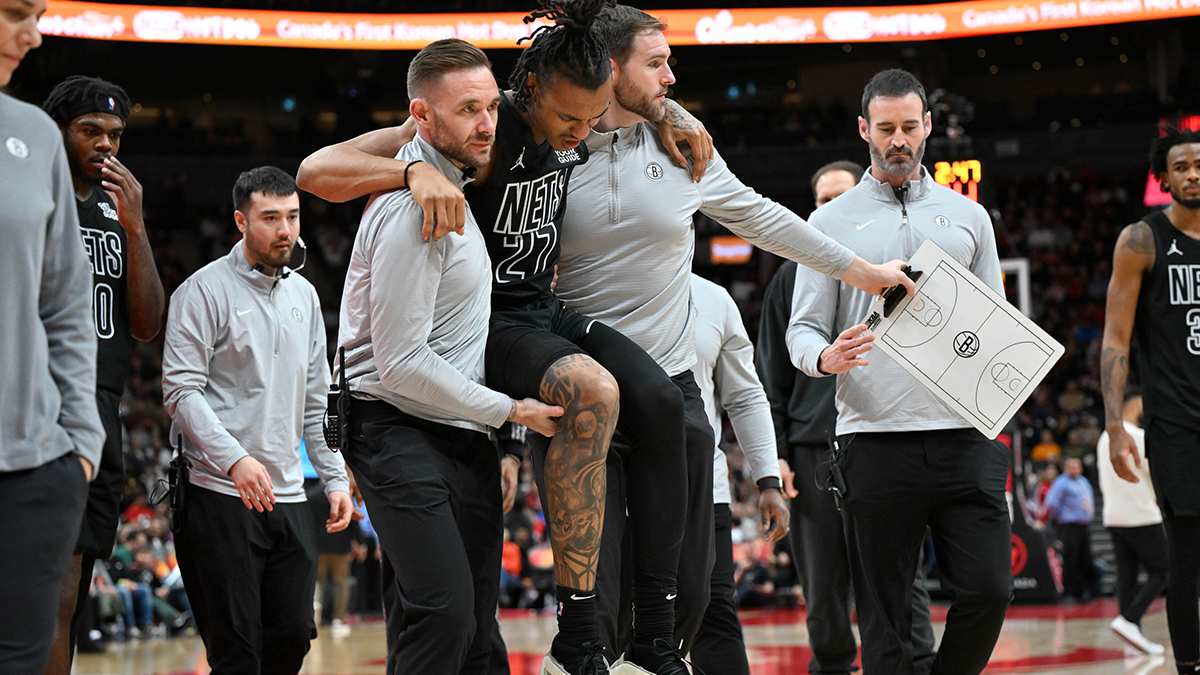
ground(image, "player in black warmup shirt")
xmin=41 ymin=77 xmax=165 ymax=673
xmin=1103 ymin=126 xmax=1200 ymax=675
xmin=298 ymin=3 xmax=713 ymax=673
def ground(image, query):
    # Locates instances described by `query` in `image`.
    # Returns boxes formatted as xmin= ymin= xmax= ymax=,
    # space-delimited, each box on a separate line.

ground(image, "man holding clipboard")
xmin=786 ymin=69 xmax=1011 ymax=675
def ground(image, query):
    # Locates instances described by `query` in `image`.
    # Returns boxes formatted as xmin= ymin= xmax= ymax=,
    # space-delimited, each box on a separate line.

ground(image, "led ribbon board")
xmin=40 ymin=0 xmax=1200 ymax=49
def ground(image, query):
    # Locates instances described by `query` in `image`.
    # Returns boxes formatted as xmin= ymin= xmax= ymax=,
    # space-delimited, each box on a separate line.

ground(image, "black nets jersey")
xmin=78 ymin=187 xmax=132 ymax=395
xmin=1135 ymin=208 xmax=1200 ymax=430
xmin=467 ymin=95 xmax=588 ymax=309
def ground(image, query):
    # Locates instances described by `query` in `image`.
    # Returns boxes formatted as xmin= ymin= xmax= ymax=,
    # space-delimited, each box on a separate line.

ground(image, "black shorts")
xmin=1147 ymin=416 xmax=1200 ymax=518
xmin=486 ymin=292 xmax=596 ymax=400
xmin=75 ymin=388 xmax=126 ymax=557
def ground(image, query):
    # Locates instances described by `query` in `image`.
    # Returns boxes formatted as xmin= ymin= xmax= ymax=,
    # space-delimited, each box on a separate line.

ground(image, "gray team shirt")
xmin=0 ymin=93 xmax=104 ymax=472
xmin=691 ymin=275 xmax=780 ymax=505
xmin=558 ymin=122 xmax=856 ymax=376
xmin=336 ymin=134 xmax=511 ymax=433
xmin=162 ymin=242 xmax=350 ymax=501
xmin=786 ymin=168 xmax=1003 ymax=434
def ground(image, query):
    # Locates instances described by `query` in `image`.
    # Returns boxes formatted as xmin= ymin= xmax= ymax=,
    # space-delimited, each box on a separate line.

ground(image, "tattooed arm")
xmin=656 ymin=99 xmax=714 ymax=182
xmin=1101 ymin=220 xmax=1154 ymax=483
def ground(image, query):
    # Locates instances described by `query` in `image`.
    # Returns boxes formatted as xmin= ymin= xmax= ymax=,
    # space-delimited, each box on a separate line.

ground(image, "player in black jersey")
xmin=1102 ymin=126 xmax=1200 ymax=675
xmin=298 ymin=4 xmax=714 ymax=673
xmin=41 ymin=76 xmax=165 ymax=673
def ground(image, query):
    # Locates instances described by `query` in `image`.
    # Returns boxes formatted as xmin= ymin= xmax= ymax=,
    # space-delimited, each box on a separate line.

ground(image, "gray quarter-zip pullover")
xmin=786 ymin=168 xmax=1003 ymax=434
xmin=691 ymin=275 xmax=780 ymax=505
xmin=0 ymin=93 xmax=104 ymax=472
xmin=335 ymin=134 xmax=511 ymax=433
xmin=162 ymin=242 xmax=349 ymax=501
xmin=557 ymin=122 xmax=856 ymax=376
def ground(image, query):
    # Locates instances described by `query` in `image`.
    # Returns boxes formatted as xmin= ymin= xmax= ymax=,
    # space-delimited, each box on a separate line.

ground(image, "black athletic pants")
xmin=380 ymin=552 xmax=511 ymax=675
xmin=784 ymin=442 xmax=937 ymax=675
xmin=173 ymin=483 xmax=317 ymax=675
xmin=346 ymin=400 xmax=503 ymax=675
xmin=1163 ymin=517 xmax=1200 ymax=664
xmin=841 ymin=429 xmax=1011 ymax=675
xmin=1056 ymin=523 xmax=1094 ymax=599
xmin=529 ymin=370 xmax=714 ymax=662
xmin=0 ymin=453 xmax=87 ymax=675
xmin=1108 ymin=524 xmax=1169 ymax=626
xmin=690 ymin=504 xmax=749 ymax=675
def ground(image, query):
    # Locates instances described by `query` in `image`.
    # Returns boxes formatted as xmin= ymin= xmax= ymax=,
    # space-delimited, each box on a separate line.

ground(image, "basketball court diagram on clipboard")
xmin=863 ymin=239 xmax=1064 ymax=439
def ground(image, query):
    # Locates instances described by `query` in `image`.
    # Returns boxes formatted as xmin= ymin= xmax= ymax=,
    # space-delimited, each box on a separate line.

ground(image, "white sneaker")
xmin=1111 ymin=616 xmax=1166 ymax=655
xmin=330 ymin=618 xmax=351 ymax=637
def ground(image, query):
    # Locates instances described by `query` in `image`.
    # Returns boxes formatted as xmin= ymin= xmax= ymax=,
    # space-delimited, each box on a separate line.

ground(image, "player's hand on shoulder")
xmin=101 ymin=157 xmax=145 ymax=235
xmin=842 ymin=257 xmax=916 ymax=297
xmin=409 ymin=161 xmax=467 ymax=242
xmin=326 ymin=490 xmax=355 ymax=532
xmin=657 ymin=99 xmax=713 ymax=183
xmin=1107 ymin=425 xmax=1141 ymax=484
xmin=819 ymin=324 xmax=875 ymax=374
xmin=509 ymin=398 xmax=564 ymax=438
xmin=229 ymin=455 xmax=276 ymax=512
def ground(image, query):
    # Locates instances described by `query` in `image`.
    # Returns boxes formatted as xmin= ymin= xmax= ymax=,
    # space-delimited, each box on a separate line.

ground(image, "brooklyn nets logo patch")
xmin=645 ymin=162 xmax=664 ymax=181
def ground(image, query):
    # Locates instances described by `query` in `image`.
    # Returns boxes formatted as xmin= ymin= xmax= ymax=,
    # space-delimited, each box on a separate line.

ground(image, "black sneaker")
xmin=541 ymin=640 xmax=609 ymax=675
xmin=621 ymin=638 xmax=692 ymax=675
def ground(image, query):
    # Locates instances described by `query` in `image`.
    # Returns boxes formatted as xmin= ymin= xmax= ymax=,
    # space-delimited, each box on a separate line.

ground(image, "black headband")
xmin=62 ymin=93 xmax=129 ymax=124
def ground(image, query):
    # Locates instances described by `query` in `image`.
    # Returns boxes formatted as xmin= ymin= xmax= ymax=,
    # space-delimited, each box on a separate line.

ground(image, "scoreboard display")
xmin=934 ymin=159 xmax=981 ymax=202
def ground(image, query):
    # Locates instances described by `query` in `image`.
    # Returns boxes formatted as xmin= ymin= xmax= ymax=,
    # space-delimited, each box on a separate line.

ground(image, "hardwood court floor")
xmin=73 ymin=598 xmax=1174 ymax=674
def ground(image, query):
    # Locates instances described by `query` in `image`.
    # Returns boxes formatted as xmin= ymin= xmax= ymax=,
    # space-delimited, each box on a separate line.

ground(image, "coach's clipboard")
xmin=861 ymin=239 xmax=1064 ymax=440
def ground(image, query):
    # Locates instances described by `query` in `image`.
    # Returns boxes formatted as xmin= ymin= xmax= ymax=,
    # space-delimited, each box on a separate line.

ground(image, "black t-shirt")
xmin=78 ymin=187 xmax=132 ymax=395
xmin=1135 ymin=208 xmax=1200 ymax=430
xmin=466 ymin=95 xmax=589 ymax=309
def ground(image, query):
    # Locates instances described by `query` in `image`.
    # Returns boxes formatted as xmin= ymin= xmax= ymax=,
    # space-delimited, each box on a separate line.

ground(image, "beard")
xmin=260 ymin=241 xmax=295 ymax=269
xmin=614 ymin=78 xmax=667 ymax=123
xmin=1170 ymin=183 xmax=1200 ymax=210
xmin=431 ymin=124 xmax=492 ymax=169
xmin=869 ymin=136 xmax=926 ymax=178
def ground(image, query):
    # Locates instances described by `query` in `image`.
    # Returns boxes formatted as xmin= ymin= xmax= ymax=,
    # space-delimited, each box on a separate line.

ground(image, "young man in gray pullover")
xmin=162 ymin=167 xmax=354 ymax=673
xmin=787 ymin=69 xmax=1010 ymax=675
xmin=0 ymin=4 xmax=104 ymax=671
xmin=540 ymin=8 xmax=913 ymax=670
xmin=332 ymin=40 xmax=561 ymax=675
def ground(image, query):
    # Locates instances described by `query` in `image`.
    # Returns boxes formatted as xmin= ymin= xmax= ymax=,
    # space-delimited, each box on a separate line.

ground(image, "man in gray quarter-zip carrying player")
xmin=162 ymin=167 xmax=355 ymax=674
xmin=786 ymin=69 xmax=1010 ymax=675
xmin=533 ymin=9 xmax=915 ymax=671
xmin=333 ymin=40 xmax=562 ymax=675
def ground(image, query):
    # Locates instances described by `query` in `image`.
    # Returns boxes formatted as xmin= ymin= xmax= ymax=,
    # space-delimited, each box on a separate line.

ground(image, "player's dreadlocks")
xmin=42 ymin=75 xmax=131 ymax=125
xmin=509 ymin=0 xmax=614 ymax=112
xmin=1150 ymin=124 xmax=1200 ymax=183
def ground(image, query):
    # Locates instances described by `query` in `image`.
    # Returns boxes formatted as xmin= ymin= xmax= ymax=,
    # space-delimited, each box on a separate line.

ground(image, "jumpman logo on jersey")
xmin=511 ymin=148 xmax=526 ymax=172
xmin=1169 ymin=239 xmax=1184 ymax=256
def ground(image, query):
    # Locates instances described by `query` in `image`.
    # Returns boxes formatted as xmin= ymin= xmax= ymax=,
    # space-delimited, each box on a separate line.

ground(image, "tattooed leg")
xmin=539 ymin=353 xmax=619 ymax=591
